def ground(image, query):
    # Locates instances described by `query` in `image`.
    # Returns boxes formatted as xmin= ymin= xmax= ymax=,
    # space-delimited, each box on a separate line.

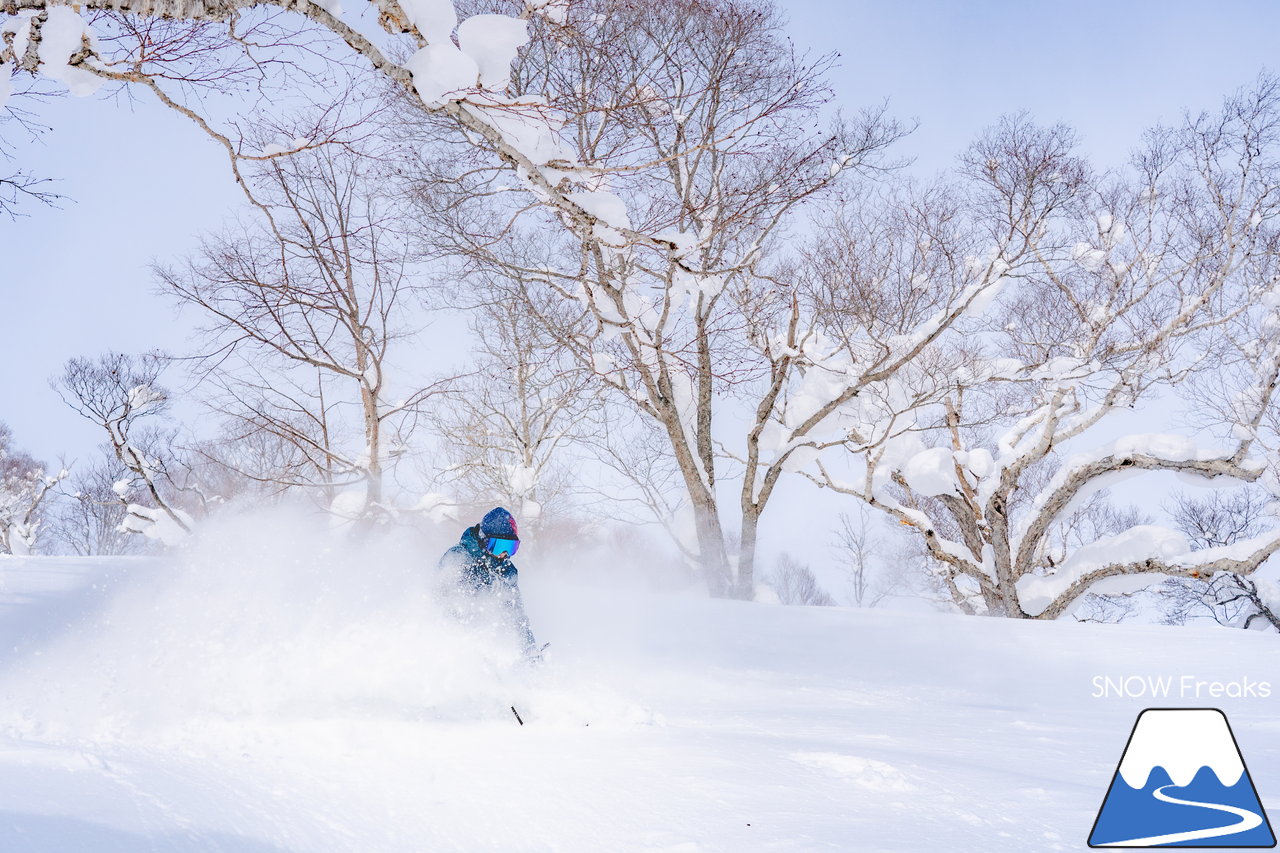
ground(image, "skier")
xmin=438 ymin=506 xmax=541 ymax=661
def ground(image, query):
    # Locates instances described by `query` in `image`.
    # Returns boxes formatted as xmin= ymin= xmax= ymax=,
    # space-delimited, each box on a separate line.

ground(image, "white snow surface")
xmin=525 ymin=0 xmax=568 ymax=24
xmin=1103 ymin=432 xmax=1216 ymax=463
xmin=33 ymin=7 xmax=104 ymax=97
xmin=119 ymin=504 xmax=191 ymax=547
xmin=406 ymin=42 xmax=479 ymax=106
xmin=505 ymin=462 xmax=538 ymax=496
xmin=397 ymin=0 xmax=457 ymax=43
xmin=900 ymin=446 xmax=960 ymax=496
xmin=1174 ymin=528 xmax=1280 ymax=568
xmin=401 ymin=7 xmax=529 ymax=105
xmin=456 ymin=14 xmax=529 ymax=89
xmin=0 ymin=512 xmax=1277 ymax=851
xmin=126 ymin=383 xmax=165 ymax=413
xmin=567 ymin=190 xmax=632 ymax=243
xmin=961 ymin=274 xmax=1008 ymax=318
xmin=566 ymin=190 xmax=630 ymax=226
xmin=465 ymin=95 xmax=572 ymax=167
xmin=328 ymin=489 xmax=369 ymax=522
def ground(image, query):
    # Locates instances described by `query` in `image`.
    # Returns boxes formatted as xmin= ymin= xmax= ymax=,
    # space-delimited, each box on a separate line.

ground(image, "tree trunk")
xmin=736 ymin=506 xmax=762 ymax=601
xmin=691 ymin=496 xmax=733 ymax=597
xmin=363 ymin=400 xmax=382 ymax=512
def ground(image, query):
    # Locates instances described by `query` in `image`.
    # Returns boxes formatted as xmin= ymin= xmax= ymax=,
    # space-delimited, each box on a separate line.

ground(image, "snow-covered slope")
xmin=0 ymin=521 xmax=1276 ymax=852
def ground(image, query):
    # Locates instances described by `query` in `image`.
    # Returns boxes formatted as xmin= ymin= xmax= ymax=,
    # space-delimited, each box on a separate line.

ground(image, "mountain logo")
xmin=1089 ymin=708 xmax=1276 ymax=848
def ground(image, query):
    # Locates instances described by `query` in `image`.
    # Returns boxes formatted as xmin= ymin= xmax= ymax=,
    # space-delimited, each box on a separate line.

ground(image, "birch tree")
xmin=0 ymin=0 xmax=736 ymax=283
xmin=5 ymin=0 xmax=901 ymax=596
xmin=0 ymin=422 xmax=66 ymax=555
xmin=429 ymin=296 xmax=594 ymax=529
xmin=831 ymin=507 xmax=894 ymax=608
xmin=816 ymin=80 xmax=1280 ymax=619
xmin=767 ymin=553 xmax=835 ymax=607
xmin=48 ymin=452 xmax=142 ymax=555
xmin=412 ymin=0 xmax=906 ymax=596
xmin=155 ymin=143 xmax=447 ymax=519
xmin=1 ymin=0 xmax=870 ymax=568
xmin=581 ymin=408 xmax=700 ymax=570
xmin=1158 ymin=491 xmax=1280 ymax=630
xmin=183 ymin=416 xmax=341 ymax=505
xmin=52 ymin=352 xmax=192 ymax=543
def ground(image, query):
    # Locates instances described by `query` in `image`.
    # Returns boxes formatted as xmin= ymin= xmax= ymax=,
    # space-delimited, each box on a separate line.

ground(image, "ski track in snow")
xmin=1099 ymin=784 xmax=1264 ymax=847
xmin=0 ymin=553 xmax=1275 ymax=851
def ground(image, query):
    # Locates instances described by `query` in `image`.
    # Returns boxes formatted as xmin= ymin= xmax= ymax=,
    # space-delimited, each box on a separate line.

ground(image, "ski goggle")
xmin=485 ymin=537 xmax=519 ymax=557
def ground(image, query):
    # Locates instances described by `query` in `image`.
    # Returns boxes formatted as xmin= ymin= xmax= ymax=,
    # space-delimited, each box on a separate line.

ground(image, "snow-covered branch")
xmin=815 ymin=80 xmax=1280 ymax=618
xmin=410 ymin=0 xmax=905 ymax=596
xmin=52 ymin=351 xmax=193 ymax=545
xmin=0 ymin=424 xmax=67 ymax=555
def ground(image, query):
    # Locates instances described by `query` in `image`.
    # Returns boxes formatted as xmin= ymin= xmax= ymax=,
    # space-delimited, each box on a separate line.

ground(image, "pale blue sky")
xmin=3 ymin=0 xmax=1278 ymax=487
xmin=4 ymin=92 xmax=243 ymax=463
xmin=789 ymin=0 xmax=1279 ymax=173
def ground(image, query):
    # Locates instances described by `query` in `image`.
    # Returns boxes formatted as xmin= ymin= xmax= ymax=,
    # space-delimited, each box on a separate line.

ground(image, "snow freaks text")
xmin=1092 ymin=676 xmax=1272 ymax=700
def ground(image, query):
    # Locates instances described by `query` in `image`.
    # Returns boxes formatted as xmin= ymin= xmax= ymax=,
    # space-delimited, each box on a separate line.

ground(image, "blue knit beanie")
xmin=480 ymin=507 xmax=519 ymax=539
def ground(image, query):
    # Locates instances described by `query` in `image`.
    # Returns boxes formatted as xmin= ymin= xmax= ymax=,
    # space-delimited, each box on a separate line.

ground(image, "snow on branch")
xmin=53 ymin=352 xmax=193 ymax=544
xmin=812 ymin=82 xmax=1280 ymax=618
xmin=1024 ymin=525 xmax=1280 ymax=620
xmin=1013 ymin=436 xmax=1263 ymax=572
xmin=0 ymin=458 xmax=68 ymax=555
xmin=0 ymin=0 xmax=695 ymax=266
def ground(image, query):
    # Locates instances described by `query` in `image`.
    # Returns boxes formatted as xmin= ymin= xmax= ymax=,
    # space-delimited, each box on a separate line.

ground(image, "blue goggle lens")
xmin=486 ymin=537 xmax=519 ymax=557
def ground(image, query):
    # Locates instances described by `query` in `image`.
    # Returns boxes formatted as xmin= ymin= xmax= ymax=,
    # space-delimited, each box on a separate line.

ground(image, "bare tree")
xmin=832 ymin=507 xmax=895 ymax=608
xmin=1171 ymin=491 xmax=1271 ymax=551
xmin=0 ymin=69 xmax=62 ymax=217
xmin=1159 ymin=491 xmax=1280 ymax=630
xmin=10 ymin=0 xmax=1279 ymax=613
xmin=155 ymin=143 xmax=448 ymax=520
xmin=196 ymin=366 xmax=352 ymax=510
xmin=414 ymin=0 xmax=906 ymax=597
xmin=53 ymin=352 xmax=193 ymax=544
xmin=10 ymin=0 xmax=898 ymax=599
xmin=1 ymin=0 xmax=757 ymax=313
xmin=579 ymin=408 xmax=702 ymax=574
xmin=430 ymin=296 xmax=595 ymax=529
xmin=0 ymin=166 xmax=58 ymax=216
xmin=0 ymin=422 xmax=65 ymax=555
xmin=48 ymin=451 xmax=143 ymax=556
xmin=180 ymin=426 xmax=319 ymax=507
xmin=767 ymin=553 xmax=835 ymax=607
xmin=1 ymin=0 xmax=891 ymax=565
xmin=815 ymin=80 xmax=1280 ymax=619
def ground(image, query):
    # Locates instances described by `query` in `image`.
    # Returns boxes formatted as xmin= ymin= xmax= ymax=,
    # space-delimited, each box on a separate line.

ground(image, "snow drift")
xmin=0 ymin=525 xmax=1277 ymax=851
xmin=0 ymin=508 xmax=638 ymax=750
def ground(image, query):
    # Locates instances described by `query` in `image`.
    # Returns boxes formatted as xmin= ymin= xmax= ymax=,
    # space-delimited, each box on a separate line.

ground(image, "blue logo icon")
xmin=1090 ymin=708 xmax=1275 ymax=847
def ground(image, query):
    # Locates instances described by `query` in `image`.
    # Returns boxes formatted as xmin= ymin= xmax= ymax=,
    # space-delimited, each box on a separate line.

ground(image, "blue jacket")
xmin=439 ymin=523 xmax=537 ymax=651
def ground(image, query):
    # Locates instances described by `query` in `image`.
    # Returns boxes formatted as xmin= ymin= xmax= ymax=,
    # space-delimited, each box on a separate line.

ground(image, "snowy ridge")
xmin=1117 ymin=709 xmax=1245 ymax=789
